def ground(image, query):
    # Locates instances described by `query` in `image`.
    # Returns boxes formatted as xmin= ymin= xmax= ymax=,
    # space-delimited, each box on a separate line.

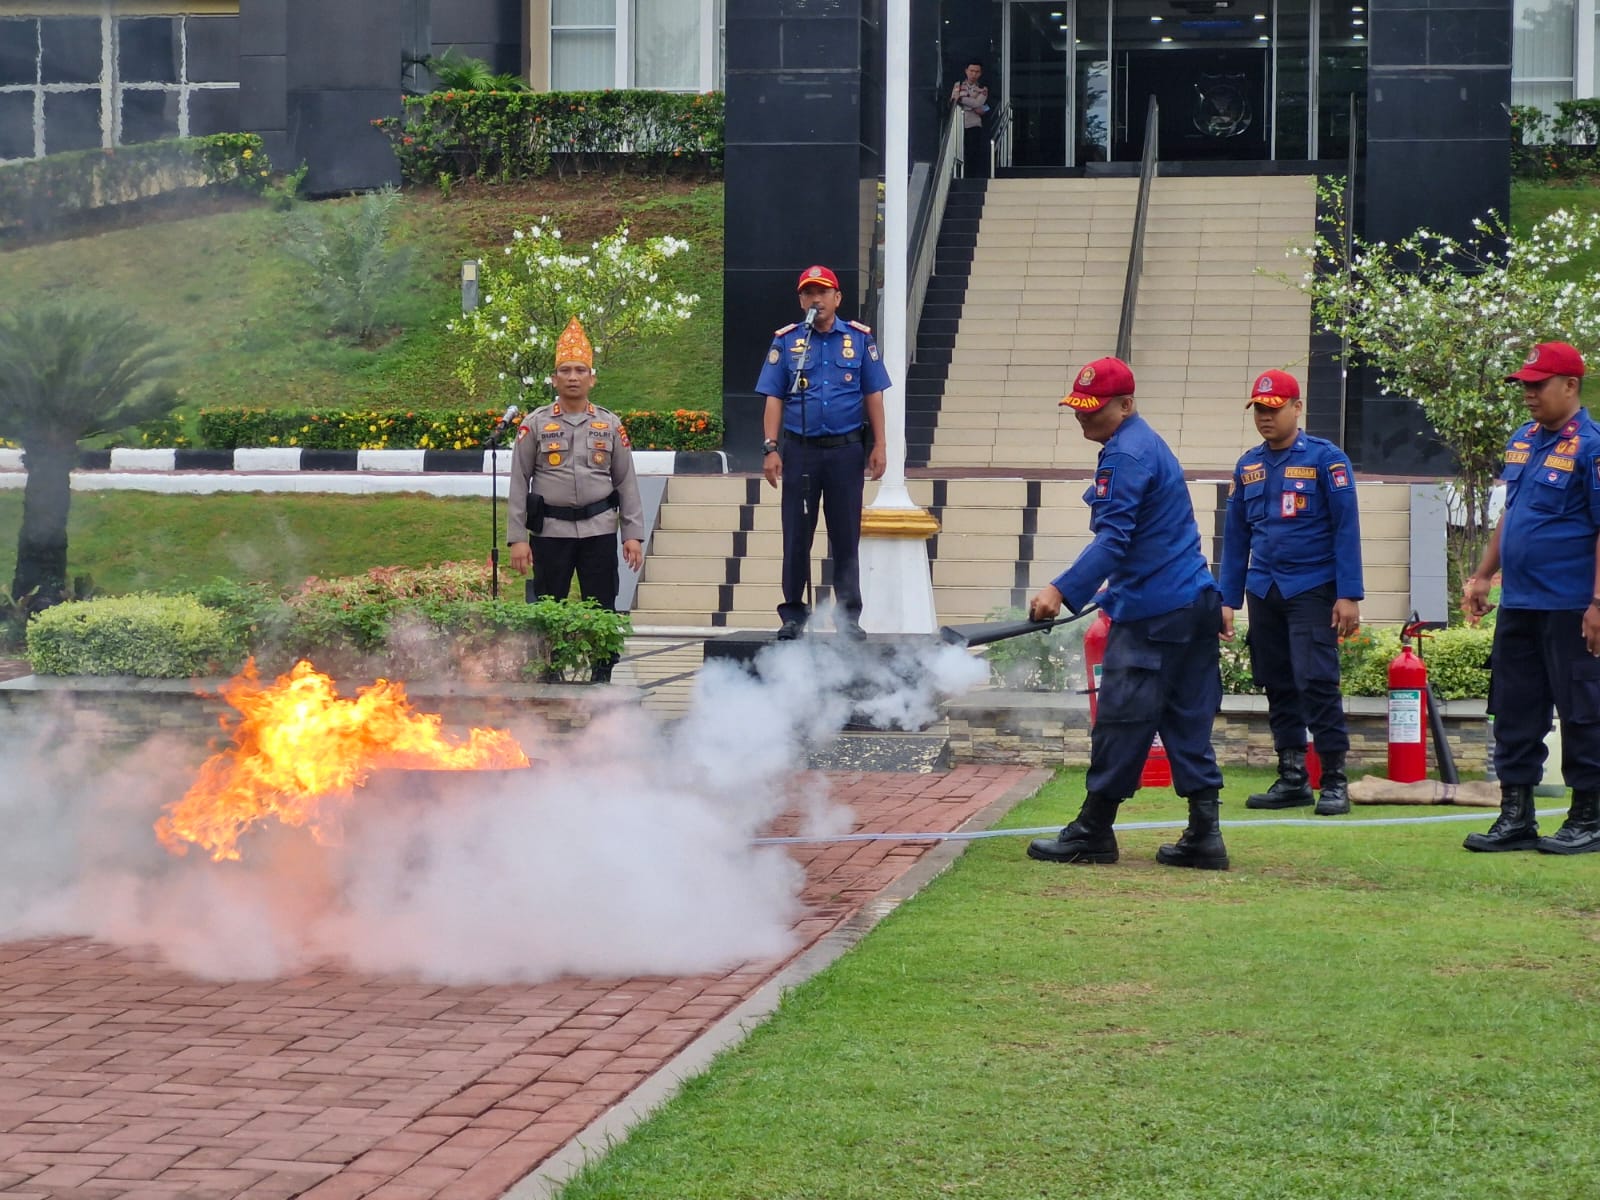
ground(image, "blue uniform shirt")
xmin=754 ymin=319 xmax=893 ymax=437
xmin=1498 ymin=410 xmax=1600 ymax=610
xmin=1052 ymin=413 xmax=1218 ymax=622
xmin=1219 ymin=432 xmax=1364 ymax=609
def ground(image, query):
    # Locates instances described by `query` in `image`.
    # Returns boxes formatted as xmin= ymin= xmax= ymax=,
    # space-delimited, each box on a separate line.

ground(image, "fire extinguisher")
xmin=1305 ymin=731 xmax=1323 ymax=790
xmin=1082 ymin=610 xmax=1171 ymax=788
xmin=1388 ymin=620 xmax=1430 ymax=783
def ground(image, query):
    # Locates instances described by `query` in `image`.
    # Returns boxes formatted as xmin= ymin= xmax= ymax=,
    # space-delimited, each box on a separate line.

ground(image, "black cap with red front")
xmin=1507 ymin=341 xmax=1587 ymax=383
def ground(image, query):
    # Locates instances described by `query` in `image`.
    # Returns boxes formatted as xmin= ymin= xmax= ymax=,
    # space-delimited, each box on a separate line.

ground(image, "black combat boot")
xmin=1156 ymin=790 xmax=1230 ymax=870
xmin=1246 ymin=747 xmax=1314 ymax=810
xmin=1314 ymin=751 xmax=1350 ymax=816
xmin=1028 ymin=793 xmax=1121 ymax=864
xmin=1537 ymin=789 xmax=1600 ymax=855
xmin=1463 ymin=784 xmax=1540 ymax=852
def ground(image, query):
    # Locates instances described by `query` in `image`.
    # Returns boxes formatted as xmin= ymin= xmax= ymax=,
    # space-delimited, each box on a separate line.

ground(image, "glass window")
xmin=635 ymin=0 xmax=699 ymax=90
xmin=43 ymin=90 xmax=101 ymax=153
xmin=121 ymin=88 xmax=179 ymax=144
xmin=0 ymin=18 xmax=37 ymax=87
xmin=716 ymin=0 xmax=726 ymax=90
xmin=1274 ymin=0 xmax=1311 ymax=160
xmin=1317 ymin=2 xmax=1366 ymax=161
xmin=0 ymin=92 xmax=35 ymax=159
xmin=1512 ymin=0 xmax=1575 ymax=113
xmin=40 ymin=17 xmax=101 ymax=85
xmin=552 ymin=0 xmax=615 ymax=89
xmin=118 ymin=18 xmax=179 ymax=85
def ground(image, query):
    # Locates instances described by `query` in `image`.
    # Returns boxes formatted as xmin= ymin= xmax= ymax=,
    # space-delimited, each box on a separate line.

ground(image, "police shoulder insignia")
xmin=516 ymin=425 xmax=529 ymax=441
xmin=867 ymin=342 xmax=880 ymax=361
xmin=1284 ymin=465 xmax=1318 ymax=479
xmin=846 ymin=319 xmax=872 ymax=333
xmin=1330 ymin=463 xmax=1351 ymax=488
xmin=774 ymin=322 xmax=798 ymax=336
xmin=768 ymin=348 xmax=781 ymax=364
xmin=618 ymin=423 xmax=631 ymax=448
xmin=1562 ymin=419 xmax=1581 ymax=438
xmin=1593 ymin=458 xmax=1600 ymax=490
xmin=1093 ymin=470 xmax=1113 ymax=500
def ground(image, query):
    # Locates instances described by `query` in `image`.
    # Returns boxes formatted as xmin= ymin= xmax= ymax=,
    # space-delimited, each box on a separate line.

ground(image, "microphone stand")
xmin=484 ymin=411 xmax=517 ymax=600
xmin=790 ymin=310 xmax=818 ymax=619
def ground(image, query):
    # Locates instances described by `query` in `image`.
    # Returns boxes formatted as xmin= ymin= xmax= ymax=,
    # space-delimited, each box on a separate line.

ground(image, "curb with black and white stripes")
xmin=0 ymin=447 xmax=727 ymax=496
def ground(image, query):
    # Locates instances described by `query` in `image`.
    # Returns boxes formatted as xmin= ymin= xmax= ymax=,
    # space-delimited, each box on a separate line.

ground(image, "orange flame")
xmin=156 ymin=659 xmax=529 ymax=862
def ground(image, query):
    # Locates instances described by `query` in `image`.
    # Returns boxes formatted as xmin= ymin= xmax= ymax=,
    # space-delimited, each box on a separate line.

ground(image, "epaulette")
xmin=846 ymin=319 xmax=873 ymax=334
xmin=774 ymin=322 xmax=798 ymax=336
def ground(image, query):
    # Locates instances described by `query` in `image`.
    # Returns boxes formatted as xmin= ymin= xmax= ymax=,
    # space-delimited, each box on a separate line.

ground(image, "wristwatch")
xmin=762 ymin=438 xmax=779 ymax=455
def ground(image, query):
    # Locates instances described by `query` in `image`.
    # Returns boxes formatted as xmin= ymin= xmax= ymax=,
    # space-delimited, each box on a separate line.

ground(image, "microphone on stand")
xmin=802 ymin=304 xmax=820 ymax=330
xmin=494 ymin=404 xmax=520 ymax=432
xmin=486 ymin=405 xmax=520 ymax=600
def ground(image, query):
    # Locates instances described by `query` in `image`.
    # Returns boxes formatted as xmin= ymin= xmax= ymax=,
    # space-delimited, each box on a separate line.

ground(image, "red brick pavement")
xmin=0 ymin=764 xmax=1035 ymax=1200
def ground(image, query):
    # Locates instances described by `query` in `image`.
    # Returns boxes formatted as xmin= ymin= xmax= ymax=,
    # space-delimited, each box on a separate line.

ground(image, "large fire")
xmin=156 ymin=659 xmax=530 ymax=862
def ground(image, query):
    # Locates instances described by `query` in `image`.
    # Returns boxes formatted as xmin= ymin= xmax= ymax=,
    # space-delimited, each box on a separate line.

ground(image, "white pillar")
xmin=860 ymin=0 xmax=940 ymax=635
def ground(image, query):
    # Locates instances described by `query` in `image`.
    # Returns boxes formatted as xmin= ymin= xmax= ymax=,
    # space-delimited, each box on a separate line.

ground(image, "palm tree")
xmin=0 ymin=304 xmax=178 ymax=603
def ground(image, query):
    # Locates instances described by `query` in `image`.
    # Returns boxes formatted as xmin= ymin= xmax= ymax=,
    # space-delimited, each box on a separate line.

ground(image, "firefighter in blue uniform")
xmin=755 ymin=265 xmax=889 ymax=639
xmin=1464 ymin=341 xmax=1600 ymax=855
xmin=1219 ymin=369 xmax=1364 ymax=816
xmin=1026 ymin=356 xmax=1230 ymax=870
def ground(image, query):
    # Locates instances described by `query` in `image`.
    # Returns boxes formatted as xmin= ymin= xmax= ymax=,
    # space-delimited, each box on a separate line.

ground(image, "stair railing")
xmin=906 ymin=103 xmax=964 ymax=367
xmin=1115 ymin=95 xmax=1160 ymax=363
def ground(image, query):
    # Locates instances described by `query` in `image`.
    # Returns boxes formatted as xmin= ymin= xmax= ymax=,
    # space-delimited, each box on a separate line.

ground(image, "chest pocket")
xmin=1241 ymin=478 xmax=1266 ymax=520
xmin=1279 ymin=475 xmax=1319 ymax=518
xmin=588 ymin=433 xmax=613 ymax=467
xmin=1528 ymin=462 xmax=1574 ymax=511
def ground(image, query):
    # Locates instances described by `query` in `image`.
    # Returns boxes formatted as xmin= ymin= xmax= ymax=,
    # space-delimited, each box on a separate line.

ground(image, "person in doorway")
xmin=1219 ymin=369 xmax=1363 ymax=816
xmin=1025 ymin=356 xmax=1230 ymax=870
xmin=951 ymin=59 xmax=991 ymax=179
xmin=507 ymin=316 xmax=645 ymax=684
xmin=755 ymin=264 xmax=889 ymax=640
xmin=1463 ymin=341 xmax=1600 ymax=855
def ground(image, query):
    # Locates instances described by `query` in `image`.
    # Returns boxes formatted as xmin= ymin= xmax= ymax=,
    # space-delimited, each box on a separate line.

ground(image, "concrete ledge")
xmin=0 ymin=448 xmax=729 ymax=476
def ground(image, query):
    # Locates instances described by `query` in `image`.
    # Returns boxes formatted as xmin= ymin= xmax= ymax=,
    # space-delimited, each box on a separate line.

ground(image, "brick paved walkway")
xmin=0 ymin=765 xmax=1039 ymax=1200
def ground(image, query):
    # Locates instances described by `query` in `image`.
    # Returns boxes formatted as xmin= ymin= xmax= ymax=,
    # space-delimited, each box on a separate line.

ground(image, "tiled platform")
xmin=0 ymin=765 xmax=1042 ymax=1200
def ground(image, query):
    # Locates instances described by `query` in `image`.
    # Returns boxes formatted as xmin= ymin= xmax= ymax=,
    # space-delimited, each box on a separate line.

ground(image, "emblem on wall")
xmin=1192 ymin=74 xmax=1253 ymax=140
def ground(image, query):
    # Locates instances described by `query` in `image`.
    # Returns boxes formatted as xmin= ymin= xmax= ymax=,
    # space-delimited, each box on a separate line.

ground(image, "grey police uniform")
xmin=507 ymin=401 xmax=646 ymax=638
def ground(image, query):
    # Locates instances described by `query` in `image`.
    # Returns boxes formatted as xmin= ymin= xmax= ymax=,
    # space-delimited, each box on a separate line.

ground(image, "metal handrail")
xmin=906 ymin=104 xmax=964 ymax=367
xmin=1115 ymin=95 xmax=1159 ymax=363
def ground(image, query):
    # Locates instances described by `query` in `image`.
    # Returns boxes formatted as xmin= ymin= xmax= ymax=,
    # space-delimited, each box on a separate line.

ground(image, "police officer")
xmin=1026 ymin=356 xmax=1230 ymax=871
xmin=1220 ymin=369 xmax=1363 ymax=816
xmin=507 ymin=316 xmax=646 ymax=684
xmin=755 ymin=265 xmax=889 ymax=639
xmin=1464 ymin=341 xmax=1600 ymax=855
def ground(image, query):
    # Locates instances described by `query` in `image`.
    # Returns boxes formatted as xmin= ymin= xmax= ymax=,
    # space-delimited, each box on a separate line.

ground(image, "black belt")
xmin=541 ymin=491 xmax=619 ymax=522
xmin=785 ymin=429 xmax=864 ymax=448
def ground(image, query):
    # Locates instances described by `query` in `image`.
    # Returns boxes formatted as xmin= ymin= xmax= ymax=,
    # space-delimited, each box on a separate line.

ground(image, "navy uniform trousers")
xmin=531 ymin=534 xmax=621 ymax=668
xmin=1090 ymin=590 xmax=1227 ymax=799
xmin=1491 ymin=608 xmax=1600 ymax=789
xmin=1245 ymin=581 xmax=1349 ymax=754
xmin=778 ymin=436 xmax=865 ymax=625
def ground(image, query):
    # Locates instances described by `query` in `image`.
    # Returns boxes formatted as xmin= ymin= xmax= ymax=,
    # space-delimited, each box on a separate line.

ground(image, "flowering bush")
xmin=191 ymin=405 xmax=718 ymax=451
xmin=1281 ymin=181 xmax=1600 ymax=582
xmin=373 ymin=89 xmax=723 ymax=184
xmin=449 ymin=219 xmax=700 ymax=411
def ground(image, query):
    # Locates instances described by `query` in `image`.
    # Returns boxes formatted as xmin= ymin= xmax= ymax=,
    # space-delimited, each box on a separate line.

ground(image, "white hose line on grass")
xmin=750 ymin=809 xmax=1569 ymax=845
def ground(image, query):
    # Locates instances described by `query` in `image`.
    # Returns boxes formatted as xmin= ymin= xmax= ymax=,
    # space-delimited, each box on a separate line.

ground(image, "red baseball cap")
xmin=796 ymin=264 xmax=840 ymax=291
xmin=1061 ymin=357 xmax=1135 ymax=412
xmin=1507 ymin=341 xmax=1586 ymax=383
xmin=1246 ymin=368 xmax=1301 ymax=409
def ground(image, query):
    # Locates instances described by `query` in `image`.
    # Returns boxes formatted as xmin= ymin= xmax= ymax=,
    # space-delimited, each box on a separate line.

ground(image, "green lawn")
xmin=0 ymin=175 xmax=724 ymax=425
xmin=1510 ymin=180 xmax=1600 ymax=280
xmin=0 ymin=491 xmax=488 ymax=595
xmin=556 ymin=767 xmax=1600 ymax=1200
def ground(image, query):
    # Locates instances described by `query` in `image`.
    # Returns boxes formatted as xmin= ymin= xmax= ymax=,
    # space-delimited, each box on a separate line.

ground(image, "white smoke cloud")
xmin=0 ymin=636 xmax=988 ymax=984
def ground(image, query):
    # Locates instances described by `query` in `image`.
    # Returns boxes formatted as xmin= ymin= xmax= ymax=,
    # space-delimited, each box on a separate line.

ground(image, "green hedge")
xmin=1512 ymin=99 xmax=1600 ymax=180
xmin=28 ymin=563 xmax=630 ymax=682
xmin=373 ymin=89 xmax=723 ymax=184
xmin=0 ymin=132 xmax=269 ymax=233
xmin=26 ymin=594 xmax=235 ymax=677
xmin=190 ymin=405 xmax=722 ymax=451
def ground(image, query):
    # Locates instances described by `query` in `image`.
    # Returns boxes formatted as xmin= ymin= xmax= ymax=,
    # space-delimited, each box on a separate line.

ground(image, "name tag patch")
xmin=1240 ymin=468 xmax=1266 ymax=486
xmin=1505 ymin=450 xmax=1530 ymax=465
xmin=1544 ymin=454 xmax=1575 ymax=472
xmin=1284 ymin=466 xmax=1318 ymax=479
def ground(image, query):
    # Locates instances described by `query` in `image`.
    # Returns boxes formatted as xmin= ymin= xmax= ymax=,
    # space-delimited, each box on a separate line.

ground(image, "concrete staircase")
xmin=630 ymin=474 xmax=1416 ymax=629
xmin=913 ymin=174 xmax=1316 ymax=472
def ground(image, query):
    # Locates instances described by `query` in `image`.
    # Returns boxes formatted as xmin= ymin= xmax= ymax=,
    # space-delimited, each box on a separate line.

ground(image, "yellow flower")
xmin=242 ymin=148 xmax=253 ymax=160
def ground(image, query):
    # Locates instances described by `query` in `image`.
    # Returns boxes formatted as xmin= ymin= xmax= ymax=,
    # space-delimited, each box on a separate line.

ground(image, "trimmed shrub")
xmin=0 ymin=133 xmax=269 ymax=234
xmin=979 ymin=606 xmax=1084 ymax=691
xmin=193 ymin=405 xmax=720 ymax=451
xmin=373 ymin=89 xmax=724 ymax=183
xmin=26 ymin=594 xmax=233 ymax=677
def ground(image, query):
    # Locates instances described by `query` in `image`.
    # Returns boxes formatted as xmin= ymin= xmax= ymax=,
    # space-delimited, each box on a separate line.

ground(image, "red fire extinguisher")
xmin=1083 ymin=610 xmax=1171 ymax=788
xmin=1305 ymin=732 xmax=1323 ymax=790
xmin=1387 ymin=621 xmax=1430 ymax=783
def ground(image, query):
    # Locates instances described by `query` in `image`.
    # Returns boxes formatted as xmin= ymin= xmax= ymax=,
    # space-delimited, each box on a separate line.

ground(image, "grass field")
xmin=555 ymin=767 xmax=1600 ymax=1200
xmin=0 ymin=175 xmax=725 ymax=426
xmin=0 ymin=491 xmax=488 ymax=595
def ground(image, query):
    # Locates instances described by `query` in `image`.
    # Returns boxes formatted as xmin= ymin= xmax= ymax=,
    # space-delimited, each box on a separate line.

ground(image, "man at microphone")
xmin=755 ymin=265 xmax=889 ymax=639
xmin=507 ymin=316 xmax=645 ymax=683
